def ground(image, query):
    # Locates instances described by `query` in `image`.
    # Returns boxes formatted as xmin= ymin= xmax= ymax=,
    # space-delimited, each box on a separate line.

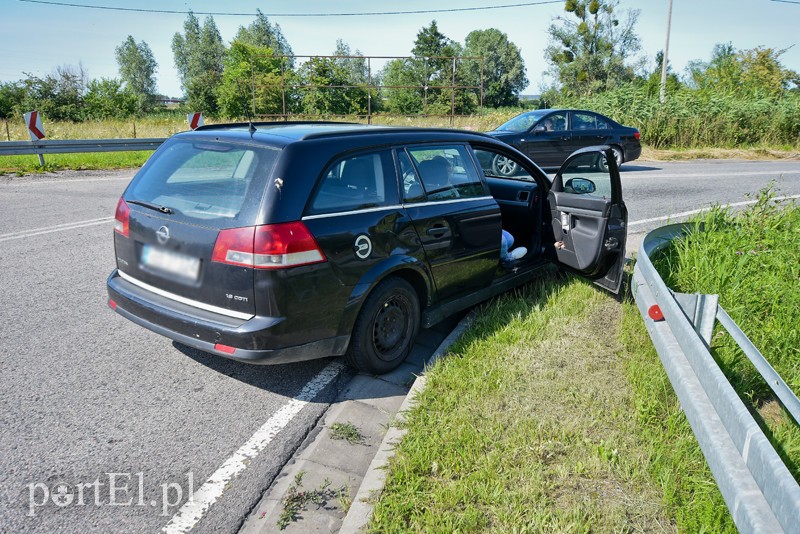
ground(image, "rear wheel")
xmin=596 ymin=146 xmax=624 ymax=171
xmin=345 ymin=278 xmax=420 ymax=374
xmin=611 ymin=146 xmax=624 ymax=168
xmin=492 ymin=154 xmax=519 ymax=177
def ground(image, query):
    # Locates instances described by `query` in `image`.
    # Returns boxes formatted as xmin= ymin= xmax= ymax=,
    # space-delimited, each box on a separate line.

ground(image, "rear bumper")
xmin=107 ymin=270 xmax=350 ymax=364
xmin=624 ymin=142 xmax=642 ymax=162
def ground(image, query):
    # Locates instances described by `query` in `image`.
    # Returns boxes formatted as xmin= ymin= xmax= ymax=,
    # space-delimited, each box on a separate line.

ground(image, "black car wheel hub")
xmin=372 ymin=296 xmax=410 ymax=360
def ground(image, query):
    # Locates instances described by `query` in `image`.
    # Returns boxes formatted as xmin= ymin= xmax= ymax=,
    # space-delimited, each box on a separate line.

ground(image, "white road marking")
xmin=162 ymin=361 xmax=345 ymax=534
xmin=0 ymin=217 xmax=114 ymax=242
xmin=1 ymin=176 xmax=132 ymax=186
xmin=628 ymin=194 xmax=800 ymax=227
xmin=623 ymin=169 xmax=800 ymax=179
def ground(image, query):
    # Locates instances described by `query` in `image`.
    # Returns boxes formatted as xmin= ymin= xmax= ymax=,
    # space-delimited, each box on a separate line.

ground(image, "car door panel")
xmin=547 ymin=146 xmax=627 ymax=293
xmin=549 ymin=192 xmax=611 ymax=271
xmin=407 ymin=199 xmax=501 ymax=300
xmin=401 ymin=146 xmax=502 ymax=301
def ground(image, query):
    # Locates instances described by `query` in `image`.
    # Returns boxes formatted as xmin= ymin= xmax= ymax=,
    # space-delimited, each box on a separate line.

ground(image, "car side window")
xmin=308 ymin=150 xmax=399 ymax=215
xmin=572 ymin=112 xmax=597 ymax=130
xmin=397 ymin=150 xmax=426 ymax=203
xmin=541 ymin=112 xmax=567 ymax=132
xmin=406 ymin=145 xmax=485 ymax=200
xmin=559 ymin=151 xmax=613 ymax=199
xmin=471 ymin=147 xmax=538 ymax=182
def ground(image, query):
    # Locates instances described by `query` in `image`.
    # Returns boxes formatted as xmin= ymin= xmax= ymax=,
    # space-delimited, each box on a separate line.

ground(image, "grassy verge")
xmin=369 ymin=274 xmax=736 ymax=532
xmin=0 ymin=151 xmax=152 ymax=175
xmin=652 ymin=191 xmax=800 ymax=477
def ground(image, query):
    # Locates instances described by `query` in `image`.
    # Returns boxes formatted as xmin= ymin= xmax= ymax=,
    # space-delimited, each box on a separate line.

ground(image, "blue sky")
xmin=1 ymin=0 xmax=798 ymax=98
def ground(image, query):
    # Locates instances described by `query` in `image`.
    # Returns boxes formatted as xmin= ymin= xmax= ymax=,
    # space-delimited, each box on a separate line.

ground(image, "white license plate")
xmin=141 ymin=245 xmax=200 ymax=281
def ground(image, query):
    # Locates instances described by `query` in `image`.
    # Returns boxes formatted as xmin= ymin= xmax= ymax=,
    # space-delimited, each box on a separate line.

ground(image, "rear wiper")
xmin=128 ymin=199 xmax=174 ymax=215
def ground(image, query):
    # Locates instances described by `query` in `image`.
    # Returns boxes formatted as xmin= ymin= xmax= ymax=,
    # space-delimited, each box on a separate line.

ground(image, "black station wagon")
xmin=107 ymin=123 xmax=627 ymax=374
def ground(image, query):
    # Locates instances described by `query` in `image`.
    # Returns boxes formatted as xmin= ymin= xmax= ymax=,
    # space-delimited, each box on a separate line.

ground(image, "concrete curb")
xmin=339 ymin=313 xmax=475 ymax=533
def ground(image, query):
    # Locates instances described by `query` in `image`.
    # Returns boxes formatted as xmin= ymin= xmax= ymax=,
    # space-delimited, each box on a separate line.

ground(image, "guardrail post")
xmin=673 ymin=292 xmax=718 ymax=346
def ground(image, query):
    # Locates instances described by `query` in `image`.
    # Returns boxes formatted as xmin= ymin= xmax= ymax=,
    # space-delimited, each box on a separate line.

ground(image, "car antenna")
xmin=238 ymin=82 xmax=257 ymax=136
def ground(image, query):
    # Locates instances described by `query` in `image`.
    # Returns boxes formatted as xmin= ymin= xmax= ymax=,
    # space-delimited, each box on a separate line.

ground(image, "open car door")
xmin=547 ymin=146 xmax=627 ymax=293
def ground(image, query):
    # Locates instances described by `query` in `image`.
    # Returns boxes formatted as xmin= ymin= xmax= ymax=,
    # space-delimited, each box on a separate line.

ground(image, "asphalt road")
xmin=0 ymin=158 xmax=798 ymax=532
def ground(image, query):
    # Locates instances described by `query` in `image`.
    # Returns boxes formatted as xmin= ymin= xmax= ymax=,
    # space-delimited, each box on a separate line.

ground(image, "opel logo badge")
xmin=156 ymin=226 xmax=170 ymax=245
xmin=354 ymin=234 xmax=372 ymax=259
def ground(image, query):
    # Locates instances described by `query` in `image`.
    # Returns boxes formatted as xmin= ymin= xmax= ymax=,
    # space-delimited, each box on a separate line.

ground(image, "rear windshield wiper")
xmin=127 ymin=199 xmax=174 ymax=215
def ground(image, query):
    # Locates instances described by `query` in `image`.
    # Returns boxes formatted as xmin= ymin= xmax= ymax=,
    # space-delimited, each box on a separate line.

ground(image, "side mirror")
xmin=533 ymin=125 xmax=547 ymax=133
xmin=564 ymin=177 xmax=596 ymax=194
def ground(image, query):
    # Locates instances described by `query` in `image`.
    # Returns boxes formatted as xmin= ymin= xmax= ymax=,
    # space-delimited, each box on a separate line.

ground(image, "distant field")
xmin=2 ymin=113 xmax=797 ymax=175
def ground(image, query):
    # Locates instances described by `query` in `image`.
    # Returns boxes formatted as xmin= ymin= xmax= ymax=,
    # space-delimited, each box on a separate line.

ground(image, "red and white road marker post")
xmin=187 ymin=112 xmax=204 ymax=130
xmin=24 ymin=110 xmax=46 ymax=165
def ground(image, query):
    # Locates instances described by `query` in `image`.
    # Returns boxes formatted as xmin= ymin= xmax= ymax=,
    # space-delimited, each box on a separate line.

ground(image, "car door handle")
xmin=427 ymin=227 xmax=449 ymax=237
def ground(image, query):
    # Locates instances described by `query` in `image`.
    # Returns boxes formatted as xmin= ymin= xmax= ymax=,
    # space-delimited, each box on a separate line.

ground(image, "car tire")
xmin=492 ymin=154 xmax=519 ymax=177
xmin=596 ymin=146 xmax=624 ymax=171
xmin=345 ymin=277 xmax=420 ymax=374
xmin=611 ymin=146 xmax=624 ymax=168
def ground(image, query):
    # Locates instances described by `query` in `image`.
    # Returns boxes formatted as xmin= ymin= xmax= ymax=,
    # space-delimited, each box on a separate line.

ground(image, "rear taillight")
xmin=212 ymin=222 xmax=326 ymax=269
xmin=114 ymin=198 xmax=130 ymax=237
xmin=633 ymin=130 xmax=641 ymax=140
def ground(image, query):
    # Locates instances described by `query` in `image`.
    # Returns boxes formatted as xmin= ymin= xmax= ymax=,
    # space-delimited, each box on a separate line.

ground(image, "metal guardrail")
xmin=632 ymin=223 xmax=800 ymax=533
xmin=0 ymin=138 xmax=165 ymax=156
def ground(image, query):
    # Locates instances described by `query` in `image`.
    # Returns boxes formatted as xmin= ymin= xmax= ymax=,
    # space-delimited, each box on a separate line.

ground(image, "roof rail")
xmin=194 ymin=120 xmax=359 ymax=131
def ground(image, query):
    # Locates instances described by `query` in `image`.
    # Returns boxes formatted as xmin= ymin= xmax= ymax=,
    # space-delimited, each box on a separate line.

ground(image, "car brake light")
xmin=212 ymin=222 xmax=326 ymax=269
xmin=633 ymin=130 xmax=641 ymax=140
xmin=114 ymin=198 xmax=130 ymax=237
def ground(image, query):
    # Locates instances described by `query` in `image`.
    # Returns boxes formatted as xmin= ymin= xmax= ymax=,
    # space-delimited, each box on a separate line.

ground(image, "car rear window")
xmin=126 ymin=139 xmax=279 ymax=229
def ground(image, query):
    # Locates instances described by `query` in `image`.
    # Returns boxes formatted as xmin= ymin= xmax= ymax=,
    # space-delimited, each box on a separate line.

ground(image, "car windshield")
xmin=127 ymin=138 xmax=279 ymax=229
xmin=494 ymin=111 xmax=550 ymax=132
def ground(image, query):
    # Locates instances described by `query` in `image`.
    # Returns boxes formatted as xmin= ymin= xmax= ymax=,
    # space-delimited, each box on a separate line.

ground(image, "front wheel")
xmin=345 ymin=278 xmax=420 ymax=374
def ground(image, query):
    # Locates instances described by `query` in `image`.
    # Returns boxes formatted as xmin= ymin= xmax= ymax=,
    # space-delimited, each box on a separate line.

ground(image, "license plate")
xmin=141 ymin=245 xmax=200 ymax=281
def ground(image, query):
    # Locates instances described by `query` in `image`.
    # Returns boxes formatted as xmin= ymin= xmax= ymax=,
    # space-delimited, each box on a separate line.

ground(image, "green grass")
xmin=0 ymin=151 xmax=152 ymax=175
xmin=369 ymin=275 xmax=694 ymax=532
xmin=329 ymin=421 xmax=366 ymax=445
xmin=651 ymin=189 xmax=800 ymax=479
xmin=620 ymin=301 xmax=736 ymax=533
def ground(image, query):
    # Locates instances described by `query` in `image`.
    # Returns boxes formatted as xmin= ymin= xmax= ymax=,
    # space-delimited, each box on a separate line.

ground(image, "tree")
xmin=686 ymin=42 xmax=740 ymax=93
xmin=172 ymin=12 xmax=226 ymax=114
xmin=18 ymin=64 xmax=88 ymax=121
xmin=0 ymin=81 xmax=25 ymax=119
xmin=381 ymin=58 xmax=424 ymax=114
xmin=640 ymin=50 xmax=681 ymax=98
xmin=463 ymin=28 xmax=527 ymax=107
xmin=296 ymin=55 xmax=369 ymax=115
xmin=235 ymin=10 xmax=293 ymax=60
xmin=216 ymin=40 xmax=284 ymax=118
xmin=84 ymin=78 xmax=138 ymax=119
xmin=687 ymin=44 xmax=798 ymax=98
xmin=545 ymin=0 xmax=641 ymax=96
xmin=383 ymin=21 xmax=473 ymax=114
xmin=115 ymin=36 xmax=158 ymax=113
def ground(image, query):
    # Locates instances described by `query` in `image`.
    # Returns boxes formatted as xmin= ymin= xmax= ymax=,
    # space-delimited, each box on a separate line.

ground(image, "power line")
xmin=17 ymin=0 xmax=564 ymax=17
xmin=770 ymin=0 xmax=800 ymax=4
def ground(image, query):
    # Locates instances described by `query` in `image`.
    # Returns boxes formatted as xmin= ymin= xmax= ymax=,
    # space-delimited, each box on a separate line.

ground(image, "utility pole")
xmin=660 ymin=0 xmax=674 ymax=104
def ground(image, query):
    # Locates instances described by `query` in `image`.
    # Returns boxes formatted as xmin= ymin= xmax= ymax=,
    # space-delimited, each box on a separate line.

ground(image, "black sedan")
xmin=485 ymin=109 xmax=641 ymax=173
